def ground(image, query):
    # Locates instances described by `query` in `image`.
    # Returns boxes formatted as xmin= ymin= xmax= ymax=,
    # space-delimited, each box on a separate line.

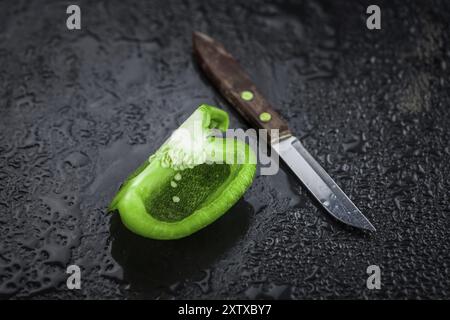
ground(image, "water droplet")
xmin=174 ymin=173 xmax=182 ymax=181
xmin=323 ymin=200 xmax=330 ymax=207
xmin=170 ymin=181 xmax=177 ymax=188
xmin=172 ymin=196 xmax=180 ymax=203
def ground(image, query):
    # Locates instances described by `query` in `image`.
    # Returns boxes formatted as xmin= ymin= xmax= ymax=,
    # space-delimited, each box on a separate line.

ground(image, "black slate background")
xmin=0 ymin=0 xmax=449 ymax=299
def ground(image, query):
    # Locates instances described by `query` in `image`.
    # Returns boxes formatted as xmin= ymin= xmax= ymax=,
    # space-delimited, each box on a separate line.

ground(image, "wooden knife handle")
xmin=193 ymin=32 xmax=291 ymax=144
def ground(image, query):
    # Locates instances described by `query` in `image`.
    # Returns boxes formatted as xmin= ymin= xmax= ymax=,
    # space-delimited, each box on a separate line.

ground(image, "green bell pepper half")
xmin=109 ymin=104 xmax=256 ymax=240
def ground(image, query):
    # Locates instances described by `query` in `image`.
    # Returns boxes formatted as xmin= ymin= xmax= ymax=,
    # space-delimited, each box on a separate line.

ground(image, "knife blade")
xmin=193 ymin=31 xmax=375 ymax=231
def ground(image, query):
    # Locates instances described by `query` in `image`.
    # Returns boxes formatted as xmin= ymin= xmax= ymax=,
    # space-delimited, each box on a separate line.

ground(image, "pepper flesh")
xmin=109 ymin=105 xmax=256 ymax=239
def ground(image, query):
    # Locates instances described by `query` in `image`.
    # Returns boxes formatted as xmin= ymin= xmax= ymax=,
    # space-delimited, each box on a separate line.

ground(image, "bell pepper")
xmin=109 ymin=104 xmax=256 ymax=240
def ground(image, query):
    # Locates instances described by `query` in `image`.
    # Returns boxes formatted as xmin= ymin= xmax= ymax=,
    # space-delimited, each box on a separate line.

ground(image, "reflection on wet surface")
xmin=110 ymin=200 xmax=253 ymax=298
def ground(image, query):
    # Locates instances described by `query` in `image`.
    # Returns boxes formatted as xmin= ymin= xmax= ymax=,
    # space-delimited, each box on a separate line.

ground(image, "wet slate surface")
xmin=0 ymin=0 xmax=449 ymax=299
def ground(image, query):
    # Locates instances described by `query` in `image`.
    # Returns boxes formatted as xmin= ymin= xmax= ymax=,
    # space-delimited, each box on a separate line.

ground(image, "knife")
xmin=193 ymin=31 xmax=376 ymax=231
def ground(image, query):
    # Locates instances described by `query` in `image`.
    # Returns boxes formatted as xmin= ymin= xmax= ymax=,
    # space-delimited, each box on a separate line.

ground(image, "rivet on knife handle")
xmin=193 ymin=31 xmax=291 ymax=144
